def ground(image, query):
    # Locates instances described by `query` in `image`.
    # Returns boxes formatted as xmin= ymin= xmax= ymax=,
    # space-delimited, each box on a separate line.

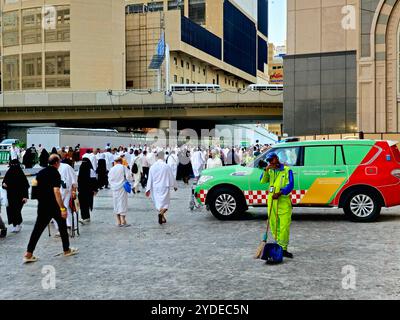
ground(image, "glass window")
xmin=22 ymin=8 xmax=42 ymax=45
xmin=148 ymin=1 xmax=164 ymax=12
xmin=45 ymin=52 xmax=70 ymax=88
xmin=3 ymin=11 xmax=19 ymax=47
xmin=126 ymin=4 xmax=145 ymax=14
xmin=251 ymin=147 xmax=300 ymax=168
xmin=3 ymin=55 xmax=20 ymax=91
xmin=174 ymin=75 xmax=177 ymax=82
xmin=45 ymin=6 xmax=70 ymax=43
xmin=168 ymin=0 xmax=184 ymax=15
xmin=189 ymin=0 xmax=205 ymax=25
xmin=22 ymin=53 xmax=42 ymax=89
xmin=304 ymin=146 xmax=335 ymax=166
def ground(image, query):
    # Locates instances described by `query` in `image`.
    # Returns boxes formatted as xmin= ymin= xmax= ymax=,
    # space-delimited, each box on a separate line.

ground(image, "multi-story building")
xmin=268 ymin=43 xmax=284 ymax=84
xmin=0 ymin=0 xmax=125 ymax=92
xmin=285 ymin=0 xmax=400 ymax=137
xmin=284 ymin=0 xmax=357 ymax=136
xmin=125 ymin=0 xmax=270 ymax=90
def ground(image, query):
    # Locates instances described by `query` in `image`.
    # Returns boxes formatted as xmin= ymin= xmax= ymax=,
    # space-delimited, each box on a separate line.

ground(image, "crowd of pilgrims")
xmin=0 ymin=141 xmax=271 ymax=238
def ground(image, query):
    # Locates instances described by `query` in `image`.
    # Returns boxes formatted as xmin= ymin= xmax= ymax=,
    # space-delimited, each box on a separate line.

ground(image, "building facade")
xmin=285 ymin=0 xmax=400 ymax=136
xmin=284 ymin=0 xmax=357 ymax=136
xmin=268 ymin=43 xmax=284 ymax=84
xmin=0 ymin=0 xmax=125 ymax=92
xmin=125 ymin=0 xmax=270 ymax=90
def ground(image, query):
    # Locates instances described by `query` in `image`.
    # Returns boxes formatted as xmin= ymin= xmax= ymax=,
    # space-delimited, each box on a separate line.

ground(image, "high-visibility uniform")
xmin=260 ymin=164 xmax=294 ymax=250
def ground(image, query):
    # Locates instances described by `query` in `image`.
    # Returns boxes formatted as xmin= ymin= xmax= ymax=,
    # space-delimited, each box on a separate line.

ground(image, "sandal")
xmin=23 ymin=255 xmax=38 ymax=264
xmin=64 ymin=247 xmax=79 ymax=257
xmin=158 ymin=214 xmax=163 ymax=225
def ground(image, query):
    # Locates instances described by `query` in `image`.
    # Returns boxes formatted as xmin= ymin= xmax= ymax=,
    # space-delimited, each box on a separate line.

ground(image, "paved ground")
xmin=1 ymin=181 xmax=400 ymax=300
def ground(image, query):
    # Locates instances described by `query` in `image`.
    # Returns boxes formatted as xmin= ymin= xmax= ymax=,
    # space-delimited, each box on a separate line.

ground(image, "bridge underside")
xmin=0 ymin=104 xmax=282 ymax=129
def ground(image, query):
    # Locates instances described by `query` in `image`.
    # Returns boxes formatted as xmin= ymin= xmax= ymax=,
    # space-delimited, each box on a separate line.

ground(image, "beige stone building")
xmin=125 ymin=0 xmax=270 ymax=90
xmin=0 ymin=0 xmax=125 ymax=92
xmin=268 ymin=43 xmax=284 ymax=84
xmin=285 ymin=0 xmax=400 ymax=136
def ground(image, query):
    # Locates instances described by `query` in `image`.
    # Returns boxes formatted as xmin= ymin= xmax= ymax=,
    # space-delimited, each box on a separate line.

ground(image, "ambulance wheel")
xmin=208 ymin=187 xmax=245 ymax=220
xmin=343 ymin=190 xmax=381 ymax=222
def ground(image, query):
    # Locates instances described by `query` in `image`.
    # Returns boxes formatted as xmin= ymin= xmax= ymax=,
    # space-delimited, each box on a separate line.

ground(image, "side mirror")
xmin=258 ymin=160 xmax=268 ymax=169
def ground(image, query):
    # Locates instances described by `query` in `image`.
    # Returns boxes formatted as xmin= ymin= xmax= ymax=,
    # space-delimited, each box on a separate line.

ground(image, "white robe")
xmin=108 ymin=164 xmax=133 ymax=215
xmin=54 ymin=163 xmax=78 ymax=229
xmin=104 ymin=152 xmax=115 ymax=171
xmin=146 ymin=159 xmax=177 ymax=211
xmin=191 ymin=151 xmax=205 ymax=177
xmin=206 ymin=157 xmax=223 ymax=169
xmin=167 ymin=154 xmax=178 ymax=179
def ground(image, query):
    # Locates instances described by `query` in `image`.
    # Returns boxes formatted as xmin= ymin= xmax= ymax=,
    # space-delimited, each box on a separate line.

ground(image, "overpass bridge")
xmin=0 ymin=89 xmax=283 ymax=127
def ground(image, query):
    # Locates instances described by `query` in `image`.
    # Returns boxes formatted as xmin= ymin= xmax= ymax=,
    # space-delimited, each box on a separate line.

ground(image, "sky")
xmin=268 ymin=0 xmax=287 ymax=46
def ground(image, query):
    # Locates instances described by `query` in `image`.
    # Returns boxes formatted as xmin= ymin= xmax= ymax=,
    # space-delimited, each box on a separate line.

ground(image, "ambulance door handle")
xmin=334 ymin=170 xmax=345 ymax=174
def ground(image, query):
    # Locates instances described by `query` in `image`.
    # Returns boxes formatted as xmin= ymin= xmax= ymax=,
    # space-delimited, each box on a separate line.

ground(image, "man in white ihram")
xmin=53 ymin=161 xmax=78 ymax=236
xmin=191 ymin=147 xmax=205 ymax=180
xmin=146 ymin=151 xmax=178 ymax=225
xmin=108 ymin=157 xmax=133 ymax=227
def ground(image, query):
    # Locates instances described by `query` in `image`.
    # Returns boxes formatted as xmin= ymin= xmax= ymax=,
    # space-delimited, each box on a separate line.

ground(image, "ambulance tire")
xmin=209 ymin=187 xmax=246 ymax=220
xmin=343 ymin=189 xmax=381 ymax=222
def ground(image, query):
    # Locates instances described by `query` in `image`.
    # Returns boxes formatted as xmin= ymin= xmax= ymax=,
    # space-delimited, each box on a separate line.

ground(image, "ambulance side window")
xmin=273 ymin=147 xmax=300 ymax=167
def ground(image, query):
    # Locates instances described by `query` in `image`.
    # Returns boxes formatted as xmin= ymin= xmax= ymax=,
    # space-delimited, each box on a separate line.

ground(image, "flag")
xmin=156 ymin=32 xmax=165 ymax=58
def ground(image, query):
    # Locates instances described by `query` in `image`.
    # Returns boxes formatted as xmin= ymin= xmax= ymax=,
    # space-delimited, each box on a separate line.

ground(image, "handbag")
xmin=123 ymin=170 xmax=132 ymax=193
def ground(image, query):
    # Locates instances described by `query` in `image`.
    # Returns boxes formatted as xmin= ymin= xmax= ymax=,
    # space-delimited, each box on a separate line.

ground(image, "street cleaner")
xmin=259 ymin=152 xmax=295 ymax=260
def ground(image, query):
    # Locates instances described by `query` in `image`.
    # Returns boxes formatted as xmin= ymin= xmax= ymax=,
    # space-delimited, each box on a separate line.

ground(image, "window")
xmin=213 ymin=79 xmax=215 ymax=84
xmin=181 ymin=60 xmax=184 ymax=68
xmin=187 ymin=62 xmax=190 ymax=69
xmin=203 ymin=69 xmax=206 ymax=75
xmin=252 ymin=147 xmax=300 ymax=168
xmin=304 ymin=146 xmax=335 ymax=166
xmin=174 ymin=57 xmax=177 ymax=65
xmin=186 ymin=79 xmax=190 ymax=84
xmin=174 ymin=75 xmax=178 ymax=82
xmin=22 ymin=53 xmax=42 ymax=89
xmin=22 ymin=8 xmax=42 ymax=45
xmin=189 ymin=0 xmax=206 ymax=25
xmin=192 ymin=64 xmax=196 ymax=72
xmin=168 ymin=0 xmax=184 ymax=15
xmin=148 ymin=1 xmax=164 ymax=12
xmin=45 ymin=52 xmax=70 ymax=88
xmin=270 ymin=148 xmax=300 ymax=167
xmin=180 ymin=77 xmax=184 ymax=84
xmin=45 ymin=6 xmax=70 ymax=43
xmin=126 ymin=4 xmax=145 ymax=14
xmin=3 ymin=55 xmax=20 ymax=91
xmin=3 ymin=11 xmax=19 ymax=47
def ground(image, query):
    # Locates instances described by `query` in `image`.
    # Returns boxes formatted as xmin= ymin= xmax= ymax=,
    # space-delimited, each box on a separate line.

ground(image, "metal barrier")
xmin=0 ymin=151 xmax=9 ymax=164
